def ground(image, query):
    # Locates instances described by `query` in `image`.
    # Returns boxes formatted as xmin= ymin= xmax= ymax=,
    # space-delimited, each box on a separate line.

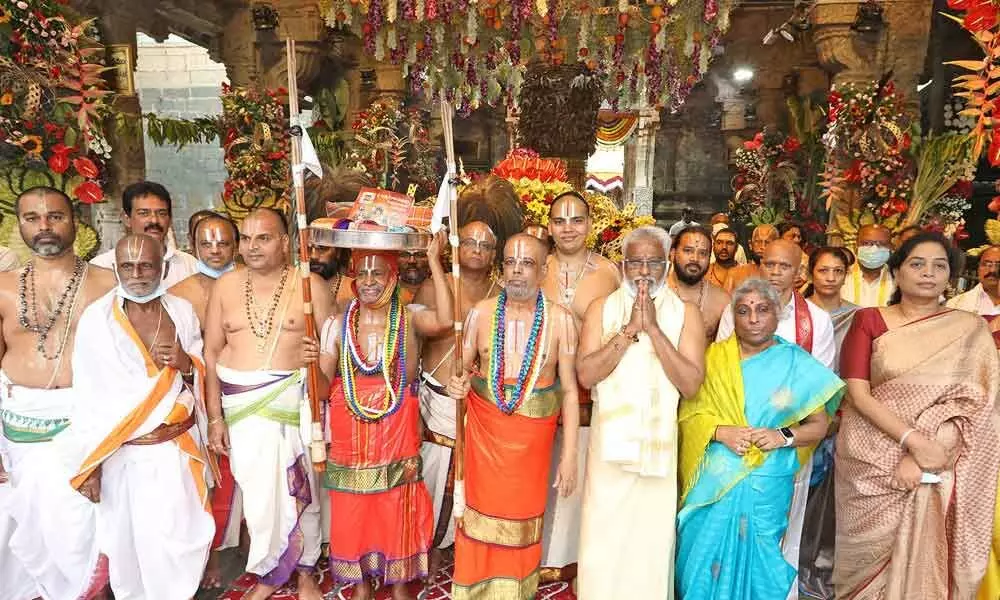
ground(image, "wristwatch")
xmin=778 ymin=427 xmax=795 ymax=447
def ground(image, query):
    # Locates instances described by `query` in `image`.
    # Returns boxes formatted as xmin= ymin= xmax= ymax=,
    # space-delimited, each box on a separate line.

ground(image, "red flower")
xmin=47 ymin=152 xmax=68 ymax=174
xmin=988 ymin=195 xmax=1000 ymax=214
xmin=782 ymin=136 xmax=802 ymax=154
xmin=600 ymin=229 xmax=618 ymax=243
xmin=265 ymin=151 xmax=286 ymax=161
xmin=73 ymin=180 xmax=103 ymax=204
xmin=965 ymin=2 xmax=998 ymax=32
xmin=900 ymin=133 xmax=912 ymax=151
xmin=888 ymin=197 xmax=908 ymax=214
xmin=72 ymin=157 xmax=99 ymax=179
xmin=949 ymin=180 xmax=974 ymax=198
xmin=50 ymin=143 xmax=73 ymax=156
xmin=954 ymin=223 xmax=970 ymax=242
xmin=989 ymin=129 xmax=1000 ymax=167
xmin=844 ymin=160 xmax=863 ymax=183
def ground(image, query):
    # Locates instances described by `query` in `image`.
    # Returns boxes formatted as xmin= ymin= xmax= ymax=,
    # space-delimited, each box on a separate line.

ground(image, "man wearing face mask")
xmin=204 ymin=208 xmax=334 ymax=600
xmin=575 ymin=225 xmax=705 ymax=599
xmin=307 ymin=234 xmax=453 ymax=600
xmin=842 ymin=224 xmax=895 ymax=307
xmin=167 ymin=212 xmax=242 ymax=590
xmin=715 ymin=239 xmax=835 ymax=600
xmin=169 ymin=213 xmax=239 ymax=326
xmin=725 ymin=223 xmax=778 ymax=292
xmin=0 ymin=186 xmax=114 ymax=600
xmin=90 ymin=181 xmax=198 ymax=288
xmin=68 ymin=233 xmax=214 ymax=600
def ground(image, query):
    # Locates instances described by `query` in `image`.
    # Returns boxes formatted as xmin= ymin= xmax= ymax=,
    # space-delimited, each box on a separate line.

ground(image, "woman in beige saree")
xmin=834 ymin=232 xmax=1000 ymax=599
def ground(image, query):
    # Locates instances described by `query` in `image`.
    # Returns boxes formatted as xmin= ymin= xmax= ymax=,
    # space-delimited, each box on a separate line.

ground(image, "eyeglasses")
xmin=982 ymin=261 xmax=1000 ymax=270
xmin=623 ymin=259 xmax=667 ymax=271
xmin=459 ymin=239 xmax=496 ymax=252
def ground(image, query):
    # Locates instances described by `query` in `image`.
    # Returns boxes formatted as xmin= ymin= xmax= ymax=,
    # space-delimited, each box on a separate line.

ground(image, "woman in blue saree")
xmin=676 ymin=279 xmax=844 ymax=600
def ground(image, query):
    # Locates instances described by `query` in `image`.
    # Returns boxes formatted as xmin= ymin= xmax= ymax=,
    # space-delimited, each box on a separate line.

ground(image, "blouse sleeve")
xmin=839 ymin=308 xmax=882 ymax=380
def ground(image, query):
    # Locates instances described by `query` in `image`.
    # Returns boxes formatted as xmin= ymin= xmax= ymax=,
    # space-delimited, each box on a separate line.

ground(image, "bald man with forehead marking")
xmin=67 ymin=232 xmax=214 ymax=599
xmin=448 ymin=232 xmax=580 ymax=599
xmin=725 ymin=223 xmax=778 ymax=292
xmin=204 ymin=208 xmax=333 ymax=600
xmin=0 ymin=186 xmax=114 ymax=598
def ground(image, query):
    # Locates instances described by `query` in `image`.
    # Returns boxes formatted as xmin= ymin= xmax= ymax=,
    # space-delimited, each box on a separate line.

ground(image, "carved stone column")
xmin=218 ymin=6 xmax=259 ymax=87
xmin=96 ymin=13 xmax=144 ymax=251
xmin=630 ymin=107 xmax=660 ymax=216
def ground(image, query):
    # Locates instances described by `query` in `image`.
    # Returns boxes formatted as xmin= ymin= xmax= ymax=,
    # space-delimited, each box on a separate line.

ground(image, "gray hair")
xmin=731 ymin=278 xmax=781 ymax=312
xmin=622 ymin=225 xmax=671 ymax=259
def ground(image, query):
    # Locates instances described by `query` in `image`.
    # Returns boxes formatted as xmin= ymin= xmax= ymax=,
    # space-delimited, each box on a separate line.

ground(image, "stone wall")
xmin=136 ymin=33 xmax=228 ymax=249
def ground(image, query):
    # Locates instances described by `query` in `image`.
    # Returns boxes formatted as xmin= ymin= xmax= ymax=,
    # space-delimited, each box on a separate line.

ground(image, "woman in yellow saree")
xmin=834 ymin=232 xmax=1000 ymax=599
xmin=676 ymin=279 xmax=844 ymax=599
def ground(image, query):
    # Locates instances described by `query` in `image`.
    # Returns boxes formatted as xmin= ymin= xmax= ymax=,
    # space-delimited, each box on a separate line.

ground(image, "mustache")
xmin=144 ymin=224 xmax=164 ymax=233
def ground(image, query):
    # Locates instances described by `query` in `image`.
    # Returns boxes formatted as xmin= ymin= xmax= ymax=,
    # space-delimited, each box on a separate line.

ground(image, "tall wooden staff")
xmin=286 ymin=39 xmax=325 ymax=471
xmin=440 ymin=100 xmax=466 ymax=523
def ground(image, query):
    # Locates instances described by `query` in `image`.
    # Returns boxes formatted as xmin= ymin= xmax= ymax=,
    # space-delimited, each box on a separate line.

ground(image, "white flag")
xmin=431 ymin=165 xmax=455 ymax=234
xmin=300 ymin=122 xmax=323 ymax=179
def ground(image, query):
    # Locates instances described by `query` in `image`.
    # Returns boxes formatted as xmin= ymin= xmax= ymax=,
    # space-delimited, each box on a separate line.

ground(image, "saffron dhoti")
xmin=219 ymin=364 xmax=322 ymax=586
xmin=0 ymin=375 xmax=106 ymax=600
xmin=451 ymin=377 xmax=561 ymax=600
xmin=326 ymin=374 xmax=432 ymax=584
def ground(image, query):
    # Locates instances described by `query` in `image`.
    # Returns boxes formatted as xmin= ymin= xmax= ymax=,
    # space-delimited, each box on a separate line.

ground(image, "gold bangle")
xmin=208 ymin=416 xmax=224 ymax=426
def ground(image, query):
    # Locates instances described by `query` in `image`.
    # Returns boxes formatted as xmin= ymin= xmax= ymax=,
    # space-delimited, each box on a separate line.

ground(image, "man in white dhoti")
xmin=0 ymin=186 xmax=114 ymax=600
xmin=948 ymin=245 xmax=1000 ymax=315
xmin=539 ymin=191 xmax=620 ymax=583
xmin=576 ymin=225 xmax=706 ymax=599
xmin=418 ymin=219 xmax=499 ymax=567
xmin=68 ymin=233 xmax=214 ymax=600
xmin=205 ymin=208 xmax=333 ymax=600
xmin=715 ymin=238 xmax=836 ymax=600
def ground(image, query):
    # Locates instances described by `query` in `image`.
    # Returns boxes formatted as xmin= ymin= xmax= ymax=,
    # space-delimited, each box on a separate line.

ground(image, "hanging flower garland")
xmin=595 ymin=113 xmax=639 ymax=147
xmin=322 ymin=0 xmax=736 ymax=111
xmin=220 ymin=84 xmax=290 ymax=222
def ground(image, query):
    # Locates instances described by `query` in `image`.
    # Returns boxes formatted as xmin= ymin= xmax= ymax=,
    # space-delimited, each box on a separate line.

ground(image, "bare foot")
xmin=353 ymin=579 xmax=374 ymax=600
xmin=391 ymin=582 xmax=414 ymax=600
xmin=200 ymin=551 xmax=223 ymax=589
xmin=242 ymin=581 xmax=277 ymax=600
xmin=297 ymin=570 xmax=323 ymax=600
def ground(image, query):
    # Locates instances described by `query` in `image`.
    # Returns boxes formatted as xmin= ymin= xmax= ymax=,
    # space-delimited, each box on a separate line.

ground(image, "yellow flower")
xmin=16 ymin=134 xmax=42 ymax=156
xmin=0 ymin=8 xmax=10 ymax=24
xmin=0 ymin=92 xmax=12 ymax=106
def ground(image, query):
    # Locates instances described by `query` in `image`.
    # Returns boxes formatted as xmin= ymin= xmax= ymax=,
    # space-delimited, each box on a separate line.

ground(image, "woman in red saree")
xmin=834 ymin=232 xmax=1000 ymax=599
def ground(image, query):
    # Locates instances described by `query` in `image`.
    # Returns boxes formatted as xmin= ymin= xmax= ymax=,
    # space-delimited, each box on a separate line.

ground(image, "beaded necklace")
xmin=340 ymin=289 xmax=408 ymax=423
xmin=488 ymin=289 xmax=548 ymax=415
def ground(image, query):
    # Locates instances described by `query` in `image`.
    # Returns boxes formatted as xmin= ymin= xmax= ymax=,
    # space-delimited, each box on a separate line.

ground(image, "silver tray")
xmin=308 ymin=226 xmax=431 ymax=250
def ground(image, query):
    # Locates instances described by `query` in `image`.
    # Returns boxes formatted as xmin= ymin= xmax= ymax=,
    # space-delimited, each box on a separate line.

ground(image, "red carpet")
xmin=218 ymin=560 xmax=577 ymax=599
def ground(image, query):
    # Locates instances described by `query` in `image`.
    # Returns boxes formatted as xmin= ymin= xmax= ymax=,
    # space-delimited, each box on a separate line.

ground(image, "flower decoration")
xmin=491 ymin=148 xmax=572 ymax=226
xmin=585 ymin=192 xmax=654 ymax=262
xmin=322 ymin=0 xmax=736 ymax=110
xmin=346 ymin=98 xmax=439 ymax=198
xmin=822 ymin=79 xmax=916 ymax=228
xmin=730 ymin=128 xmax=805 ymax=226
xmin=220 ymin=83 xmax=291 ymax=221
xmin=0 ymin=0 xmax=112 ymax=241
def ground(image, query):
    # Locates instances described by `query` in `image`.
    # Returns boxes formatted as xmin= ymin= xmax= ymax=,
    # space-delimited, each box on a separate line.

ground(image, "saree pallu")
xmin=834 ymin=310 xmax=1000 ymax=600
xmin=677 ymin=337 xmax=843 ymax=600
xmin=326 ymin=374 xmax=432 ymax=585
xmin=451 ymin=377 xmax=561 ymax=600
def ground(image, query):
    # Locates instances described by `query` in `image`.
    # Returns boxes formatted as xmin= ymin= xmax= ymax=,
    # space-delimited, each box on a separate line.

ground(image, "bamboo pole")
xmin=286 ymin=39 xmax=325 ymax=471
xmin=440 ymin=100 xmax=465 ymax=520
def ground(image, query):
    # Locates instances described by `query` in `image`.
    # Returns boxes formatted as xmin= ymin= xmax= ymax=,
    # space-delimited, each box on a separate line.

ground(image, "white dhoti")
xmin=540 ymin=424 xmax=589 ymax=578
xmin=0 ymin=377 xmax=104 ymax=600
xmin=418 ymin=374 xmax=456 ymax=549
xmin=0 ymin=480 xmax=38 ymax=600
xmin=69 ymin=293 xmax=215 ymax=600
xmin=218 ymin=364 xmax=322 ymax=586
xmin=782 ymin=460 xmax=813 ymax=600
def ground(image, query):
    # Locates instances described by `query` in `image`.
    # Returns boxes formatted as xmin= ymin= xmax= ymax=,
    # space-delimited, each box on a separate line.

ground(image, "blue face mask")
xmin=196 ymin=260 xmax=235 ymax=279
xmin=857 ymin=245 xmax=891 ymax=270
xmin=114 ymin=265 xmax=168 ymax=304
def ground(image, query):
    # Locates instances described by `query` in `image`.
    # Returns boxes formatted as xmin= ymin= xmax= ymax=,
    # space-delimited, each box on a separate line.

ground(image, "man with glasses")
xmin=91 ymin=181 xmax=198 ymax=287
xmin=948 ymin=245 xmax=1000 ymax=316
xmin=715 ymin=238 xmax=835 ymax=600
xmin=575 ymin=225 xmax=705 ymax=598
xmin=418 ymin=219 xmax=501 ymax=573
xmin=842 ymin=224 xmax=895 ymax=307
xmin=540 ymin=191 xmax=620 ymax=584
xmin=398 ymin=249 xmax=431 ymax=304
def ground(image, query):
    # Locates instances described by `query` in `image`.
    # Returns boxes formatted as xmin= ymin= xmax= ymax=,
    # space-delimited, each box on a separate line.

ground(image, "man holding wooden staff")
xmin=305 ymin=230 xmax=453 ymax=600
xmin=204 ymin=207 xmax=333 ymax=600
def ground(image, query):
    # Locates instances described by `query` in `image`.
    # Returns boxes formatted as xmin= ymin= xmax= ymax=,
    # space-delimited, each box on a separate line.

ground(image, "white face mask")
xmin=196 ymin=260 xmax=235 ymax=279
xmin=114 ymin=264 xmax=168 ymax=304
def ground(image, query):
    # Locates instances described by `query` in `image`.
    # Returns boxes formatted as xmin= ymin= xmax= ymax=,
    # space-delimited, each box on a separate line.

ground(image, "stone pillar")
xmin=218 ymin=6 xmax=259 ymax=87
xmin=631 ymin=107 xmax=659 ymax=216
xmin=97 ymin=13 xmax=144 ymax=251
